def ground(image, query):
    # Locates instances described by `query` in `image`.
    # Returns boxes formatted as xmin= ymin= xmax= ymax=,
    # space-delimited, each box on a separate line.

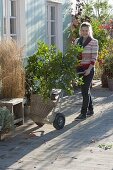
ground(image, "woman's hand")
xmin=84 ymin=68 xmax=91 ymax=76
xmin=84 ymin=65 xmax=94 ymax=76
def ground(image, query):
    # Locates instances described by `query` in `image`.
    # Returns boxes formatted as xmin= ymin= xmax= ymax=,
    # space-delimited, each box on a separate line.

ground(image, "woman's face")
xmin=72 ymin=18 xmax=79 ymax=26
xmin=80 ymin=26 xmax=89 ymax=38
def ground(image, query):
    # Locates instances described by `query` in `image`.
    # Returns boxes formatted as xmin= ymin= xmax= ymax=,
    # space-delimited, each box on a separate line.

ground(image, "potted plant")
xmin=25 ymin=41 xmax=83 ymax=129
xmin=99 ymin=39 xmax=113 ymax=90
xmin=97 ymin=37 xmax=113 ymax=88
xmin=104 ymin=54 xmax=113 ymax=91
xmin=25 ymin=41 xmax=83 ymax=99
xmin=97 ymin=46 xmax=109 ymax=88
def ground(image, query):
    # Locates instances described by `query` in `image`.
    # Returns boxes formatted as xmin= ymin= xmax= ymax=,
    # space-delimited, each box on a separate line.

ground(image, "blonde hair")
xmin=79 ymin=22 xmax=93 ymax=38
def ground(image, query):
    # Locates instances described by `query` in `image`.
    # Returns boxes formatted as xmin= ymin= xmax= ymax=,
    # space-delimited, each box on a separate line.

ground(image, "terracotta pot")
xmin=101 ymin=73 xmax=108 ymax=88
xmin=107 ymin=77 xmax=113 ymax=91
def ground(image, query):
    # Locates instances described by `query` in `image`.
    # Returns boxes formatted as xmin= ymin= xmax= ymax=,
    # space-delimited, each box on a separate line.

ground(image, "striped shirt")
xmin=75 ymin=37 xmax=99 ymax=69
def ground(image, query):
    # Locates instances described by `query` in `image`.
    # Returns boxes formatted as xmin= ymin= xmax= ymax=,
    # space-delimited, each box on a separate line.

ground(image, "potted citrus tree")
xmin=25 ymin=41 xmax=83 ymax=129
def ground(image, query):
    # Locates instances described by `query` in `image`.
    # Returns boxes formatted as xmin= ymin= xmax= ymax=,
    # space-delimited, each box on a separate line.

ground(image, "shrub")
xmin=97 ymin=39 xmax=113 ymax=79
xmin=25 ymin=41 xmax=83 ymax=100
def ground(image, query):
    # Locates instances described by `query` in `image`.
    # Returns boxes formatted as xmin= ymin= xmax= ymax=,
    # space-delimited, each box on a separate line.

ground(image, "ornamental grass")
xmin=0 ymin=40 xmax=25 ymax=98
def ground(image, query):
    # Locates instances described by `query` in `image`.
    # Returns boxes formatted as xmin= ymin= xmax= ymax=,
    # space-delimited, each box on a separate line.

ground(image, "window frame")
xmin=10 ymin=0 xmax=17 ymax=39
xmin=46 ymin=1 xmax=63 ymax=51
xmin=3 ymin=0 xmax=17 ymax=39
xmin=2 ymin=0 xmax=26 ymax=47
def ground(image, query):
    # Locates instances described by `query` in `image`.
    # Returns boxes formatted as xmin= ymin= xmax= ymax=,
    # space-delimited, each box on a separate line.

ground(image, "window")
xmin=46 ymin=2 xmax=63 ymax=51
xmin=47 ymin=4 xmax=56 ymax=45
xmin=3 ymin=0 xmax=17 ymax=40
xmin=10 ymin=0 xmax=16 ymax=17
xmin=3 ymin=0 xmax=26 ymax=46
xmin=10 ymin=0 xmax=17 ymax=39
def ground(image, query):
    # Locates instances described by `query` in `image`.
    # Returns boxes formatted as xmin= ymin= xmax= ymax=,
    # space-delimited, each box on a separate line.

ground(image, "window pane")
xmin=3 ymin=0 xmax=6 ymax=17
xmin=51 ymin=6 xmax=55 ymax=20
xmin=51 ymin=36 xmax=56 ymax=45
xmin=10 ymin=18 xmax=16 ymax=34
xmin=47 ymin=21 xmax=49 ymax=36
xmin=47 ymin=6 xmax=48 ymax=19
xmin=51 ymin=22 xmax=55 ymax=35
xmin=4 ymin=18 xmax=6 ymax=34
xmin=10 ymin=0 xmax=16 ymax=17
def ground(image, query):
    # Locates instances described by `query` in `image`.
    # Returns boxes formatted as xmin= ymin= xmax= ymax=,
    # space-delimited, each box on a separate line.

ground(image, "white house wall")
xmin=25 ymin=0 xmax=46 ymax=57
xmin=62 ymin=0 xmax=72 ymax=51
xmin=0 ymin=0 xmax=3 ymax=40
xmin=0 ymin=0 xmax=74 ymax=55
xmin=25 ymin=0 xmax=65 ymax=57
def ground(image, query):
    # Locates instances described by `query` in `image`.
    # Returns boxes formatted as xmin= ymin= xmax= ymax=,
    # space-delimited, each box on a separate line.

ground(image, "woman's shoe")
xmin=75 ymin=114 xmax=86 ymax=120
xmin=87 ymin=110 xmax=94 ymax=116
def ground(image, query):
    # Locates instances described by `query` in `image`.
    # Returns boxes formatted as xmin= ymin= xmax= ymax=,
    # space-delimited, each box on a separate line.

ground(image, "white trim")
xmin=16 ymin=0 xmax=26 ymax=47
xmin=5 ymin=0 xmax=10 ymax=37
xmin=56 ymin=3 xmax=63 ymax=51
xmin=47 ymin=0 xmax=62 ymax=3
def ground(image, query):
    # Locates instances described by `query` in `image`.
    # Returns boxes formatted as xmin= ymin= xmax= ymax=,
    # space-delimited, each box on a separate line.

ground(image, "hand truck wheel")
xmin=53 ymin=113 xmax=65 ymax=130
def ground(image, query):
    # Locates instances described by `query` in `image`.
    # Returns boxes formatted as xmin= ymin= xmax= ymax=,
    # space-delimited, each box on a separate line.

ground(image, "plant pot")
xmin=107 ymin=77 xmax=113 ymax=91
xmin=29 ymin=94 xmax=55 ymax=123
xmin=101 ymin=73 xmax=108 ymax=88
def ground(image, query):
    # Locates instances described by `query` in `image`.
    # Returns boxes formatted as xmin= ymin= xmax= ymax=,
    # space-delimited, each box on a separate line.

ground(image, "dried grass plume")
xmin=0 ymin=39 xmax=25 ymax=98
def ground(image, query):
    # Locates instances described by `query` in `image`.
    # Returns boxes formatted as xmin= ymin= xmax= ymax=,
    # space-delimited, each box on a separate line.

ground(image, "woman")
xmin=75 ymin=22 xmax=99 ymax=120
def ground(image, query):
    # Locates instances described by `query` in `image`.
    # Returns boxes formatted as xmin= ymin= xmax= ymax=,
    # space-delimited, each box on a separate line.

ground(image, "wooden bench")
xmin=0 ymin=98 xmax=24 ymax=140
xmin=0 ymin=98 xmax=24 ymax=125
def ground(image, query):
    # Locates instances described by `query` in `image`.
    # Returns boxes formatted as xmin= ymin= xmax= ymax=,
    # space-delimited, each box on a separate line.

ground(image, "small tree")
xmin=82 ymin=0 xmax=113 ymax=21
xmin=91 ymin=19 xmax=109 ymax=51
xmin=25 ymin=41 xmax=83 ymax=100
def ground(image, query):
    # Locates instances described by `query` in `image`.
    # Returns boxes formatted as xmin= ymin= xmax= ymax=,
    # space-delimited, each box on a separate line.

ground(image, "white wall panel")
xmin=0 ymin=0 xmax=3 ymax=40
xmin=25 ymin=0 xmax=46 ymax=56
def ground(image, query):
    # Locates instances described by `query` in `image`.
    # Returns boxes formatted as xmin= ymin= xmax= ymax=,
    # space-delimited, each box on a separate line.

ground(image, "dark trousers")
xmin=81 ymin=68 xmax=94 ymax=115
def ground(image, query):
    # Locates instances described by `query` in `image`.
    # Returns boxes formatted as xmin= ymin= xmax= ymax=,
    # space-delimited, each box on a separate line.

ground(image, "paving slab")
xmin=0 ymin=80 xmax=113 ymax=170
